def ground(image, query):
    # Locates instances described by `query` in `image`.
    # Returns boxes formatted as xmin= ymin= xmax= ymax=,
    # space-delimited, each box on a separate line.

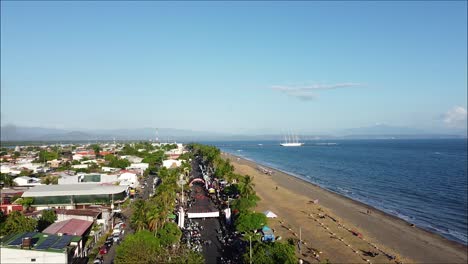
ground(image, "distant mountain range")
xmin=0 ymin=124 xmax=466 ymax=142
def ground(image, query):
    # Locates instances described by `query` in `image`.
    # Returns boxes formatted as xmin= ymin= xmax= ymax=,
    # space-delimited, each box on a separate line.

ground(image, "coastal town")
xmin=0 ymin=141 xmax=299 ymax=264
xmin=1 ymin=140 xmax=467 ymax=264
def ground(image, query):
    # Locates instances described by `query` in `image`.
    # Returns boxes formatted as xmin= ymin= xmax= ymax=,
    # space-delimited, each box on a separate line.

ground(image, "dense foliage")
xmin=36 ymin=150 xmax=59 ymax=162
xmin=105 ymin=155 xmax=131 ymax=169
xmin=0 ymin=173 xmax=15 ymax=187
xmin=0 ymin=211 xmax=37 ymax=236
xmin=235 ymin=212 xmax=267 ymax=233
xmin=156 ymin=222 xmax=182 ymax=247
xmin=37 ymin=209 xmax=57 ymax=231
xmin=115 ymin=230 xmax=162 ymax=264
xmin=244 ymin=241 xmax=297 ymax=264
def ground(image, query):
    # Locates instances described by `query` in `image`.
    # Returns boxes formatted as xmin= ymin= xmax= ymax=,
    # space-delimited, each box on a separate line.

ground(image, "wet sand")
xmin=222 ymin=152 xmax=467 ymax=264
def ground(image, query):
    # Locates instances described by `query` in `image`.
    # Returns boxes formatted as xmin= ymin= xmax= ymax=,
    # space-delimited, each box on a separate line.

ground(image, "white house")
xmin=121 ymin=155 xmax=143 ymax=163
xmin=1 ymin=165 xmax=12 ymax=174
xmin=118 ymin=172 xmax=139 ymax=188
xmin=101 ymin=167 xmax=120 ymax=173
xmin=72 ymin=154 xmax=84 ymax=161
xmin=126 ymin=163 xmax=149 ymax=172
xmin=13 ymin=176 xmax=42 ymax=187
xmin=162 ymin=159 xmax=182 ymax=169
xmin=81 ymin=159 xmax=98 ymax=164
xmin=72 ymin=164 xmax=89 ymax=169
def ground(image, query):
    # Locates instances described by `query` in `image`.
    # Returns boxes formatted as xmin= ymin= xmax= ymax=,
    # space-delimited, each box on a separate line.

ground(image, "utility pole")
xmin=299 ymin=227 xmax=302 ymax=255
xmin=249 ymin=235 xmax=252 ymax=264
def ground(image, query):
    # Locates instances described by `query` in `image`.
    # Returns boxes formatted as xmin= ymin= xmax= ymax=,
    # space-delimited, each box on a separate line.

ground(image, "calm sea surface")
xmin=207 ymin=139 xmax=468 ymax=245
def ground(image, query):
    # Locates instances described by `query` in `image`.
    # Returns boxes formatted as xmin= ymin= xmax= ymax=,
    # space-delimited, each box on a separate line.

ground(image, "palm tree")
xmin=146 ymin=207 xmax=160 ymax=233
xmin=240 ymin=175 xmax=255 ymax=198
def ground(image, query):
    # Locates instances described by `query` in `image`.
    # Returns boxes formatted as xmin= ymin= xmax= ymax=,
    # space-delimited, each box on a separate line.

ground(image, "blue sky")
xmin=1 ymin=1 xmax=467 ymax=134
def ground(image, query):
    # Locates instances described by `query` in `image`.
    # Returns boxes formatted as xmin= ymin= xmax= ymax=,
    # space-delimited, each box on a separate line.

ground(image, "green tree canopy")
xmin=37 ymin=209 xmax=57 ymax=231
xmin=105 ymin=155 xmax=131 ymax=169
xmin=231 ymin=194 xmax=259 ymax=213
xmin=17 ymin=197 xmax=34 ymax=208
xmin=142 ymin=150 xmax=165 ymax=166
xmin=90 ymin=144 xmax=101 ymax=157
xmin=0 ymin=211 xmax=38 ymax=236
xmin=156 ymin=222 xmax=182 ymax=247
xmin=0 ymin=173 xmax=15 ymax=188
xmin=36 ymin=150 xmax=59 ymax=162
xmin=244 ymin=241 xmax=296 ymax=264
xmin=235 ymin=212 xmax=267 ymax=233
xmin=115 ymin=230 xmax=161 ymax=264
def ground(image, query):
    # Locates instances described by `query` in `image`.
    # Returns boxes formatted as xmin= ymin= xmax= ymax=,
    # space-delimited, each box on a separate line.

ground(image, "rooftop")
xmin=43 ymin=219 xmax=93 ymax=236
xmin=22 ymin=184 xmax=128 ymax=197
xmin=0 ymin=232 xmax=81 ymax=253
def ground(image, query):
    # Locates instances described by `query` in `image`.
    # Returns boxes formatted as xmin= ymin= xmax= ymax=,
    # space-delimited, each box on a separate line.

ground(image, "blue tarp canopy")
xmin=261 ymin=226 xmax=275 ymax=242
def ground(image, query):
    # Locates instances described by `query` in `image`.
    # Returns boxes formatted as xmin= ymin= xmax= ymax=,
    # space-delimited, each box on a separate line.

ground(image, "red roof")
xmin=54 ymin=209 xmax=101 ymax=218
xmin=43 ymin=218 xmax=93 ymax=236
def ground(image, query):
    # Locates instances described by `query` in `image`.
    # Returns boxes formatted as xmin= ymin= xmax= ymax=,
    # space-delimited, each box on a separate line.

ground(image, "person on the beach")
xmin=276 ymin=186 xmax=278 ymax=190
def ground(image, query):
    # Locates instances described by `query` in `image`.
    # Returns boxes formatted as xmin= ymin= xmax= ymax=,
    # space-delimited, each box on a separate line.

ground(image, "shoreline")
xmin=230 ymin=152 xmax=466 ymax=246
xmin=222 ymin=152 xmax=468 ymax=263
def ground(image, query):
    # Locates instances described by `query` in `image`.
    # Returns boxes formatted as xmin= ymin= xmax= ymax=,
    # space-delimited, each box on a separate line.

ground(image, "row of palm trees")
xmin=131 ymin=167 xmax=183 ymax=235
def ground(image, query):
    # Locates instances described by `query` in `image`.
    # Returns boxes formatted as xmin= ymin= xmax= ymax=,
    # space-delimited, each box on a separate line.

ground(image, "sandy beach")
xmin=222 ymin=152 xmax=468 ymax=264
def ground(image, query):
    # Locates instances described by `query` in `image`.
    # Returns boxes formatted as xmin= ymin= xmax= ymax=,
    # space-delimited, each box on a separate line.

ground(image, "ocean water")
xmin=208 ymin=139 xmax=468 ymax=245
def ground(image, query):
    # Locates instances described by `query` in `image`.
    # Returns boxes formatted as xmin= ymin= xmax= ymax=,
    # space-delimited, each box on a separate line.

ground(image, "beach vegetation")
xmin=231 ymin=194 xmax=259 ymax=213
xmin=235 ymin=212 xmax=267 ymax=233
xmin=244 ymin=241 xmax=296 ymax=264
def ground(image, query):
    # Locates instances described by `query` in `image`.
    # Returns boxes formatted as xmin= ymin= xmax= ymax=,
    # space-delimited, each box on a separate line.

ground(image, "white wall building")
xmin=101 ymin=167 xmax=120 ymax=173
xmin=126 ymin=163 xmax=149 ymax=172
xmin=121 ymin=155 xmax=143 ymax=163
xmin=72 ymin=154 xmax=84 ymax=161
xmin=1 ymin=247 xmax=68 ymax=264
xmin=13 ymin=176 xmax=42 ymax=187
xmin=118 ymin=172 xmax=139 ymax=188
xmin=162 ymin=159 xmax=182 ymax=169
xmin=72 ymin=164 xmax=89 ymax=169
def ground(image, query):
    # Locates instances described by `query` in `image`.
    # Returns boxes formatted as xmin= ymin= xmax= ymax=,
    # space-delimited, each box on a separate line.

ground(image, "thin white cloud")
xmin=271 ymin=82 xmax=363 ymax=100
xmin=443 ymin=106 xmax=467 ymax=127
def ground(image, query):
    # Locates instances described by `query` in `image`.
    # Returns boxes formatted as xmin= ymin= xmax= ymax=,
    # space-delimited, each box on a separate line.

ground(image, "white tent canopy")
xmin=264 ymin=210 xmax=278 ymax=218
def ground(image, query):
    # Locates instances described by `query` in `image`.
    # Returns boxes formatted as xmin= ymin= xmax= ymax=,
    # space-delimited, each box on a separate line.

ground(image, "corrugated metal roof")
xmin=22 ymin=184 xmax=127 ymax=197
xmin=43 ymin=219 xmax=93 ymax=236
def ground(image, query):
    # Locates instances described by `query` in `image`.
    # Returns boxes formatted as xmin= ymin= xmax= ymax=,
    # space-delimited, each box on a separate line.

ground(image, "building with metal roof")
xmin=0 ymin=232 xmax=82 ymax=264
xmin=21 ymin=184 xmax=128 ymax=210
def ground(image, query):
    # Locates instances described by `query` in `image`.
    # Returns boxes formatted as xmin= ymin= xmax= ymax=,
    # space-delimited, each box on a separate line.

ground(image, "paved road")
xmin=102 ymin=207 xmax=133 ymax=264
xmin=190 ymin=158 xmax=224 ymax=263
xmin=100 ymin=174 xmax=155 ymax=264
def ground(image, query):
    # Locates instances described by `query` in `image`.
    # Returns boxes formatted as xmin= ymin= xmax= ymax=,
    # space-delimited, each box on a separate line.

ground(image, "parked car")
xmin=112 ymin=233 xmax=121 ymax=243
xmin=99 ymin=245 xmax=108 ymax=255
xmin=114 ymin=222 xmax=126 ymax=230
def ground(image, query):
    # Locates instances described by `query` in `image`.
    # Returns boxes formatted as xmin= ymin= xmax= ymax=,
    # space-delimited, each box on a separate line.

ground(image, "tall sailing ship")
xmin=280 ymin=134 xmax=304 ymax=147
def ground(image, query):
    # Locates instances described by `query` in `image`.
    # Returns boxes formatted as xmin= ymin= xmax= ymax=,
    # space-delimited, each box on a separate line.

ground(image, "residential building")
xmin=162 ymin=159 xmax=182 ymax=169
xmin=21 ymin=184 xmax=128 ymax=210
xmin=0 ymin=232 xmax=82 ymax=263
xmin=13 ymin=176 xmax=42 ymax=187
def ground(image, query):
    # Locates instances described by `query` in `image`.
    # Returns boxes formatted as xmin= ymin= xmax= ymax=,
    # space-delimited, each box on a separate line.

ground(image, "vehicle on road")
xmin=99 ymin=245 xmax=108 ymax=255
xmin=112 ymin=233 xmax=121 ymax=243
